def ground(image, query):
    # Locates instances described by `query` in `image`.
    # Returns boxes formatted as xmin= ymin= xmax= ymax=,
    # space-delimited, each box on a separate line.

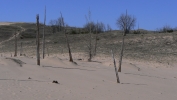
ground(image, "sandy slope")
xmin=0 ymin=55 xmax=176 ymax=100
xmin=0 ymin=26 xmax=25 ymax=46
xmin=0 ymin=22 xmax=14 ymax=26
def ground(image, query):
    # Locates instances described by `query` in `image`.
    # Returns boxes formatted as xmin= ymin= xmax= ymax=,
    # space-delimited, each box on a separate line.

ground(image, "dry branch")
xmin=111 ymin=50 xmax=120 ymax=83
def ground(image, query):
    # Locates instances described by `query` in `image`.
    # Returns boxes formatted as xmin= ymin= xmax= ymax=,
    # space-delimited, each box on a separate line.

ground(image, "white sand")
xmin=0 ymin=55 xmax=176 ymax=100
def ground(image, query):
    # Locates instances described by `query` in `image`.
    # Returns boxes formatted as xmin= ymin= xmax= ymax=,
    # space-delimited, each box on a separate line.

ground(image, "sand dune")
xmin=0 ymin=55 xmax=176 ymax=100
xmin=0 ymin=22 xmax=26 ymax=26
xmin=0 ymin=22 xmax=14 ymax=26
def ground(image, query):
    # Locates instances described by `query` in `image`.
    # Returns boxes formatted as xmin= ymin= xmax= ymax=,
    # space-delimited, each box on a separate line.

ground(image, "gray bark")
xmin=94 ymin=21 xmax=98 ymax=56
xmin=65 ymin=32 xmax=73 ymax=62
xmin=118 ymin=32 xmax=125 ymax=72
xmin=88 ymin=11 xmax=92 ymax=61
xmin=42 ymin=6 xmax=46 ymax=59
xmin=14 ymin=33 xmax=17 ymax=57
xmin=60 ymin=13 xmax=73 ymax=62
xmin=111 ymin=50 xmax=120 ymax=83
xmin=36 ymin=14 xmax=40 ymax=66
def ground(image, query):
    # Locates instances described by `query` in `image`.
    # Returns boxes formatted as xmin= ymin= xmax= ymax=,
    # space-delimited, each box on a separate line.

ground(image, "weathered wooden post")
xmin=36 ymin=14 xmax=40 ymax=65
xmin=111 ymin=50 xmax=120 ymax=83
xmin=94 ymin=21 xmax=98 ymax=56
xmin=14 ymin=32 xmax=17 ymax=57
xmin=20 ymin=42 xmax=23 ymax=56
xmin=42 ymin=6 xmax=46 ymax=59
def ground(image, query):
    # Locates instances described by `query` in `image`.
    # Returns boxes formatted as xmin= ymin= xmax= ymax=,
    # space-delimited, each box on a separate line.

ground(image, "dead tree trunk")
xmin=14 ymin=32 xmax=17 ymax=57
xmin=88 ymin=11 xmax=92 ymax=62
xmin=60 ymin=12 xmax=73 ymax=62
xmin=111 ymin=50 xmax=120 ymax=83
xmin=94 ymin=21 xmax=98 ymax=56
xmin=117 ymin=10 xmax=136 ymax=72
xmin=65 ymin=32 xmax=73 ymax=62
xmin=20 ymin=42 xmax=22 ymax=56
xmin=42 ymin=6 xmax=46 ymax=59
xmin=118 ymin=32 xmax=125 ymax=72
xmin=88 ymin=32 xmax=92 ymax=61
xmin=36 ymin=14 xmax=40 ymax=66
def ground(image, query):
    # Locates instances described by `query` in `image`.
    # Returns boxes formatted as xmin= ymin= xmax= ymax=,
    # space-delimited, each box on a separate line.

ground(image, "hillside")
xmin=0 ymin=22 xmax=177 ymax=66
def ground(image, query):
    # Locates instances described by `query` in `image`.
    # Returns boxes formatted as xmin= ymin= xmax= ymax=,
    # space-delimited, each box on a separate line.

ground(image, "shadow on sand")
xmin=121 ymin=83 xmax=147 ymax=86
xmin=0 ymin=79 xmax=49 ymax=82
xmin=42 ymin=66 xmax=95 ymax=71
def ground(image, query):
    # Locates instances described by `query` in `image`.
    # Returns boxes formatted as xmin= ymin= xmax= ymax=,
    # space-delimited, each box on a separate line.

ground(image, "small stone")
xmin=77 ymin=59 xmax=82 ymax=60
xmin=52 ymin=80 xmax=59 ymax=84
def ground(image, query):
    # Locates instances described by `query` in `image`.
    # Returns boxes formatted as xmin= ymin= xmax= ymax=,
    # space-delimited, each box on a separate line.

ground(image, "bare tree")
xmin=97 ymin=22 xmax=106 ymax=33
xmin=107 ymin=24 xmax=112 ymax=32
xmin=42 ymin=6 xmax=46 ymax=59
xmin=116 ymin=10 xmax=136 ymax=72
xmin=86 ymin=10 xmax=92 ymax=62
xmin=14 ymin=32 xmax=17 ymax=57
xmin=85 ymin=11 xmax=103 ymax=61
xmin=57 ymin=17 xmax=64 ymax=32
xmin=158 ymin=25 xmax=173 ymax=33
xmin=49 ymin=17 xmax=64 ymax=33
xmin=84 ymin=21 xmax=95 ymax=33
xmin=49 ymin=20 xmax=57 ymax=34
xmin=84 ymin=21 xmax=105 ymax=33
xmin=60 ymin=13 xmax=73 ymax=62
xmin=36 ymin=14 xmax=40 ymax=65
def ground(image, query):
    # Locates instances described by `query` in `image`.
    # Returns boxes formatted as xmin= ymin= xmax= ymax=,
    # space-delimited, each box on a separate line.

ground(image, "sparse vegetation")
xmin=0 ymin=23 xmax=177 ymax=65
xmin=157 ymin=25 xmax=174 ymax=33
xmin=83 ymin=21 xmax=105 ymax=33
